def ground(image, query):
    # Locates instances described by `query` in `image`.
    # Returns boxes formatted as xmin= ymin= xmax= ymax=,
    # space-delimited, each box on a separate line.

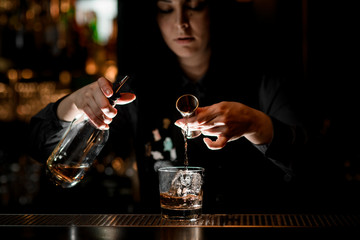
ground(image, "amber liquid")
xmin=160 ymin=192 xmax=202 ymax=220
xmin=47 ymin=163 xmax=90 ymax=188
xmin=183 ymin=125 xmax=189 ymax=167
xmin=176 ymin=95 xmax=197 ymax=115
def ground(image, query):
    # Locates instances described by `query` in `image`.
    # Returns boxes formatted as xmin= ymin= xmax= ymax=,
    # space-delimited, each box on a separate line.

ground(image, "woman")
xmin=155 ymin=0 xmax=274 ymax=150
xmin=30 ymin=0 xmax=311 ymax=213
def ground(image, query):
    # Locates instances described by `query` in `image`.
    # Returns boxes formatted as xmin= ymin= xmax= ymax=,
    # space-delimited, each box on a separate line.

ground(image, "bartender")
xmin=29 ymin=0 xmax=315 ymax=213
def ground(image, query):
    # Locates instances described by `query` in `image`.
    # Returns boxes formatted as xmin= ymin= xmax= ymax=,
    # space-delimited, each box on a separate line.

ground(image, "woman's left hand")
xmin=175 ymin=101 xmax=273 ymax=150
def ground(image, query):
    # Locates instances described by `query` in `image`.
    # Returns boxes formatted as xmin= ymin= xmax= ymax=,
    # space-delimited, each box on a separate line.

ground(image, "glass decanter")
xmin=46 ymin=75 xmax=129 ymax=188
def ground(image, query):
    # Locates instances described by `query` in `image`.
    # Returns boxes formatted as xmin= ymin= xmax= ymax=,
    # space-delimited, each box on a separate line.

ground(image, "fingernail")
xmin=104 ymin=118 xmax=112 ymax=124
xmin=100 ymin=125 xmax=109 ymax=130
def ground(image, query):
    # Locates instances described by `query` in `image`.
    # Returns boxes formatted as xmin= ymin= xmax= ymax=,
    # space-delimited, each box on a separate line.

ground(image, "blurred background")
xmin=0 ymin=0 xmax=358 ymax=213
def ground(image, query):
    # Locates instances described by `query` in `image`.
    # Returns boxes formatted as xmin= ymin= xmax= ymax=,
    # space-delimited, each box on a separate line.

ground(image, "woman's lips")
xmin=175 ymin=37 xmax=194 ymax=44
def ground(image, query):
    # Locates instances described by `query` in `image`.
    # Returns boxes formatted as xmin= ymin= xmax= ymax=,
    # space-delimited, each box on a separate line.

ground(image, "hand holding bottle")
xmin=57 ymin=76 xmax=136 ymax=129
xmin=46 ymin=75 xmax=135 ymax=188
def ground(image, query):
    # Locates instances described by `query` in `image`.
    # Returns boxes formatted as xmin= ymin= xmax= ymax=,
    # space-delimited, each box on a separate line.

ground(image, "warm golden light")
xmin=132 ymin=162 xmax=138 ymax=172
xmin=112 ymin=157 xmax=125 ymax=175
xmin=85 ymin=58 xmax=98 ymax=75
xmin=0 ymin=83 xmax=8 ymax=95
xmin=7 ymin=69 xmax=18 ymax=82
xmin=21 ymin=69 xmax=34 ymax=79
xmin=26 ymin=9 xmax=35 ymax=20
xmin=50 ymin=0 xmax=60 ymax=19
xmin=16 ymin=104 xmax=32 ymax=116
xmin=60 ymin=0 xmax=70 ymax=13
xmin=104 ymin=65 xmax=118 ymax=82
xmin=59 ymin=70 xmax=71 ymax=86
xmin=15 ymin=82 xmax=37 ymax=97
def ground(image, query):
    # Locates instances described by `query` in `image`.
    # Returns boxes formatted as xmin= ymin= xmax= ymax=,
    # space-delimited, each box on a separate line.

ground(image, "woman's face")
xmin=156 ymin=0 xmax=210 ymax=59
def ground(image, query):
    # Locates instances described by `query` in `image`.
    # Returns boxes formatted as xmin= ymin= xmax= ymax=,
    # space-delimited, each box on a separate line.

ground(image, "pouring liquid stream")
xmin=175 ymin=94 xmax=200 ymax=170
xmin=183 ymin=123 xmax=189 ymax=168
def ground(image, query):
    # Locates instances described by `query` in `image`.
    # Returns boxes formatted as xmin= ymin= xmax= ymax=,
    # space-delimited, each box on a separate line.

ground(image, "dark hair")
xmin=118 ymin=0 xmax=259 ymax=86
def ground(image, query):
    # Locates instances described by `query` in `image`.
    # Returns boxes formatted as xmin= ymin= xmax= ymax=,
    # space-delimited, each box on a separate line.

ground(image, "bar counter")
xmin=1 ymin=213 xmax=360 ymax=239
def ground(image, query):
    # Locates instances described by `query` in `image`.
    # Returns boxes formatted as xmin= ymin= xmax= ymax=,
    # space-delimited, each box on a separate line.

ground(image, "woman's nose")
xmin=175 ymin=9 xmax=189 ymax=30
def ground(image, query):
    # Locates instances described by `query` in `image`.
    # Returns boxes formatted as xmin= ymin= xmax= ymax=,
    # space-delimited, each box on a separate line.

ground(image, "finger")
xmin=115 ymin=93 xmax=136 ymax=105
xmin=175 ymin=105 xmax=219 ymax=131
xmin=96 ymin=93 xmax=117 ymax=119
xmin=174 ymin=119 xmax=186 ymax=128
xmin=83 ymin=104 xmax=109 ymax=130
xmin=175 ymin=109 xmax=212 ymax=127
xmin=200 ymin=126 xmax=225 ymax=136
xmin=97 ymin=77 xmax=113 ymax=97
xmin=90 ymin=84 xmax=118 ymax=119
xmin=85 ymin=89 xmax=114 ymax=127
xmin=175 ymin=118 xmax=220 ymax=133
xmin=203 ymin=136 xmax=229 ymax=150
xmin=192 ymin=106 xmax=218 ymax=125
xmin=90 ymin=89 xmax=112 ymax=115
xmin=101 ymin=109 xmax=116 ymax=122
xmin=175 ymin=118 xmax=187 ymax=128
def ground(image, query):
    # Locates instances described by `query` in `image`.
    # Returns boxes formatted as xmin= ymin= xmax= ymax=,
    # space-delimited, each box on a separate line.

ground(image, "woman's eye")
xmin=157 ymin=2 xmax=173 ymax=14
xmin=186 ymin=2 xmax=207 ymax=11
xmin=158 ymin=7 xmax=173 ymax=14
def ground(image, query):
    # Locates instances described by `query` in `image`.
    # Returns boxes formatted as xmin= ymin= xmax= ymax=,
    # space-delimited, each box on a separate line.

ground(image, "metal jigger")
xmin=176 ymin=94 xmax=201 ymax=139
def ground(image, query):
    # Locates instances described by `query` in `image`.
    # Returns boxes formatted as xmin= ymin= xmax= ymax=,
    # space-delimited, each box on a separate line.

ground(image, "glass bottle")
xmin=46 ymin=75 xmax=129 ymax=188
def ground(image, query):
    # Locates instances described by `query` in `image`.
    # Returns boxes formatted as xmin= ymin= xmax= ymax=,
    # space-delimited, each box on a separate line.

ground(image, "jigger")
xmin=176 ymin=94 xmax=201 ymax=139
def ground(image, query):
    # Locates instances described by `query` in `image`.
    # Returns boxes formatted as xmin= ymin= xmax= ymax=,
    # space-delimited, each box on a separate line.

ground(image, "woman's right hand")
xmin=57 ymin=77 xmax=136 ymax=129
